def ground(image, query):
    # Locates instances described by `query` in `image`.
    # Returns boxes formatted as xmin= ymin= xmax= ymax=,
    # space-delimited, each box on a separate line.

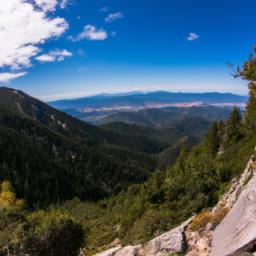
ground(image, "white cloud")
xmin=36 ymin=49 xmax=72 ymax=62
xmin=0 ymin=72 xmax=28 ymax=83
xmin=187 ymin=32 xmax=200 ymax=41
xmin=34 ymin=0 xmax=58 ymax=12
xmin=36 ymin=55 xmax=55 ymax=62
xmin=69 ymin=25 xmax=108 ymax=41
xmin=60 ymin=0 xmax=69 ymax=9
xmin=0 ymin=0 xmax=68 ymax=82
xmin=105 ymin=12 xmax=124 ymax=23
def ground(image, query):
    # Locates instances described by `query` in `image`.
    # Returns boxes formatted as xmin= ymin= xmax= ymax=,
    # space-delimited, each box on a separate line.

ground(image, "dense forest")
xmin=0 ymin=50 xmax=256 ymax=255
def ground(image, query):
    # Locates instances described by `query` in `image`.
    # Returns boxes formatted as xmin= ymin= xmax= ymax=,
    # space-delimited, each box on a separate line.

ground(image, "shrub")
xmin=24 ymin=210 xmax=85 ymax=256
xmin=211 ymin=207 xmax=229 ymax=228
xmin=190 ymin=207 xmax=229 ymax=232
xmin=0 ymin=181 xmax=24 ymax=211
xmin=190 ymin=210 xmax=212 ymax=231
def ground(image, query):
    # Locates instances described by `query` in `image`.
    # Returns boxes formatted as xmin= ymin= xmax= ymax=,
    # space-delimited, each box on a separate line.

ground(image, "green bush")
xmin=24 ymin=210 xmax=85 ymax=256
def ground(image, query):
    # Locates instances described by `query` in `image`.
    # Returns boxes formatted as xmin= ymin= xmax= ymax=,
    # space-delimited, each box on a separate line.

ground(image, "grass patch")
xmin=190 ymin=207 xmax=229 ymax=232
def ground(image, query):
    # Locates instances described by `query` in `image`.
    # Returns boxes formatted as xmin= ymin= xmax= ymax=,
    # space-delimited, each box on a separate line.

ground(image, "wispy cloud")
xmin=34 ymin=0 xmax=58 ymax=12
xmin=69 ymin=25 xmax=108 ymax=41
xmin=187 ymin=33 xmax=200 ymax=41
xmin=100 ymin=6 xmax=109 ymax=13
xmin=0 ymin=72 xmax=27 ymax=83
xmin=111 ymin=31 xmax=117 ymax=37
xmin=36 ymin=49 xmax=72 ymax=62
xmin=0 ymin=0 xmax=69 ymax=82
xmin=60 ymin=0 xmax=69 ymax=9
xmin=34 ymin=0 xmax=69 ymax=11
xmin=105 ymin=12 xmax=124 ymax=23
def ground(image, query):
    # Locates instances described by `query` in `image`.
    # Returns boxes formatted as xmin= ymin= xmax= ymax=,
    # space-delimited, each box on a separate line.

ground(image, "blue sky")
xmin=1 ymin=0 xmax=256 ymax=100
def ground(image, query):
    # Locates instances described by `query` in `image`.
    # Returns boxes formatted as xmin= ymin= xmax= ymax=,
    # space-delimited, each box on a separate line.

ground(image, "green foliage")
xmin=190 ymin=207 xmax=228 ymax=232
xmin=0 ymin=181 xmax=25 ymax=253
xmin=237 ymin=50 xmax=256 ymax=132
xmin=0 ymin=97 xmax=157 ymax=206
xmin=0 ymin=181 xmax=24 ymax=212
xmin=225 ymin=107 xmax=243 ymax=147
xmin=99 ymin=106 xmax=232 ymax=128
xmin=205 ymin=121 xmax=223 ymax=155
xmin=0 ymin=187 xmax=85 ymax=256
xmin=24 ymin=210 xmax=84 ymax=256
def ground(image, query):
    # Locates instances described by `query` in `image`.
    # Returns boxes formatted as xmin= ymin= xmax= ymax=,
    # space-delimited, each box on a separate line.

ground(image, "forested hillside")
xmin=0 ymin=87 xmax=159 ymax=206
xmin=0 ymin=86 xmax=216 ymax=208
xmin=97 ymin=106 xmax=232 ymax=127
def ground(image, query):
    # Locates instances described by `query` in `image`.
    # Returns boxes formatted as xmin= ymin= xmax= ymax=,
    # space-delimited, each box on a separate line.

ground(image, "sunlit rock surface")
xmin=211 ymin=163 xmax=256 ymax=256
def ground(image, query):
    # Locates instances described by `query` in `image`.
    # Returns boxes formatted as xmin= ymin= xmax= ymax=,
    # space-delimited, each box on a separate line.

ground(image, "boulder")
xmin=94 ymin=246 xmax=121 ymax=256
xmin=138 ymin=217 xmax=193 ymax=256
xmin=115 ymin=245 xmax=141 ymax=256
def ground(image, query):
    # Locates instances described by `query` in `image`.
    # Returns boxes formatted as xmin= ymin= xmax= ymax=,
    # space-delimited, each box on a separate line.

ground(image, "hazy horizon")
xmin=43 ymin=89 xmax=248 ymax=102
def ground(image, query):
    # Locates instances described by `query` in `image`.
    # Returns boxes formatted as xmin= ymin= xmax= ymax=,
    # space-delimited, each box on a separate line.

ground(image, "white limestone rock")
xmin=211 ymin=166 xmax=256 ymax=256
xmin=138 ymin=217 xmax=193 ymax=256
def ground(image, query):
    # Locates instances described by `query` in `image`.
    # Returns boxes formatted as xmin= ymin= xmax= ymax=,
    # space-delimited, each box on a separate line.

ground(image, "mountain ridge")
xmin=49 ymin=91 xmax=248 ymax=110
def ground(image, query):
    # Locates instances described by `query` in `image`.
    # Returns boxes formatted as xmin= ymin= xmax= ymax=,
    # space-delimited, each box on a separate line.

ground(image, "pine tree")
xmin=206 ymin=121 xmax=221 ymax=155
xmin=237 ymin=49 xmax=256 ymax=132
xmin=224 ymin=107 xmax=243 ymax=147
xmin=244 ymin=82 xmax=256 ymax=131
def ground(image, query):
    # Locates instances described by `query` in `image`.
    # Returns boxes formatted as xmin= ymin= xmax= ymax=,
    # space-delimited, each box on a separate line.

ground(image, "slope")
xmin=0 ymin=87 xmax=160 ymax=206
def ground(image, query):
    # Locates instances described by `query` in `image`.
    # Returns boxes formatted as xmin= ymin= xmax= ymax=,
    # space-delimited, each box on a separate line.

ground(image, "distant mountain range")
xmin=50 ymin=91 xmax=247 ymax=110
xmin=49 ymin=91 xmax=247 ymax=124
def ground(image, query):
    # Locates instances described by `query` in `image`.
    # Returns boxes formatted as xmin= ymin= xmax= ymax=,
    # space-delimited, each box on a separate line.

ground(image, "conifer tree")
xmin=237 ymin=49 xmax=256 ymax=132
xmin=206 ymin=121 xmax=221 ymax=155
xmin=225 ymin=107 xmax=242 ymax=147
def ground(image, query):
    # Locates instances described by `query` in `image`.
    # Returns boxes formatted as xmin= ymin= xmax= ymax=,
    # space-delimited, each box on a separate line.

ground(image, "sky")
xmin=0 ymin=0 xmax=256 ymax=100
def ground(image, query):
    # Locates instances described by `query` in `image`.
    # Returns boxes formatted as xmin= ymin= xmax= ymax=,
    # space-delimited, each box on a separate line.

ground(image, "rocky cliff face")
xmin=93 ymin=156 xmax=256 ymax=256
xmin=211 ymin=160 xmax=256 ymax=256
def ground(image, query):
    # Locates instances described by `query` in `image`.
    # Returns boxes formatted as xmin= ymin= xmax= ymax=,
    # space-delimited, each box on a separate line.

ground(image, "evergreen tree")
xmin=205 ymin=121 xmax=221 ymax=155
xmin=225 ymin=107 xmax=243 ymax=147
xmin=237 ymin=50 xmax=256 ymax=132
xmin=244 ymin=82 xmax=256 ymax=131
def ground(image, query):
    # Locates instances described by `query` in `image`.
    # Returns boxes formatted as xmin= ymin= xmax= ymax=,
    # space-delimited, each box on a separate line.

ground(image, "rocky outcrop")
xmin=211 ymin=160 xmax=256 ymax=256
xmin=185 ymin=225 xmax=213 ymax=256
xmin=93 ymin=218 xmax=192 ymax=256
xmin=116 ymin=245 xmax=141 ymax=256
xmin=138 ymin=217 xmax=193 ymax=256
xmin=94 ymin=247 xmax=122 ymax=256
